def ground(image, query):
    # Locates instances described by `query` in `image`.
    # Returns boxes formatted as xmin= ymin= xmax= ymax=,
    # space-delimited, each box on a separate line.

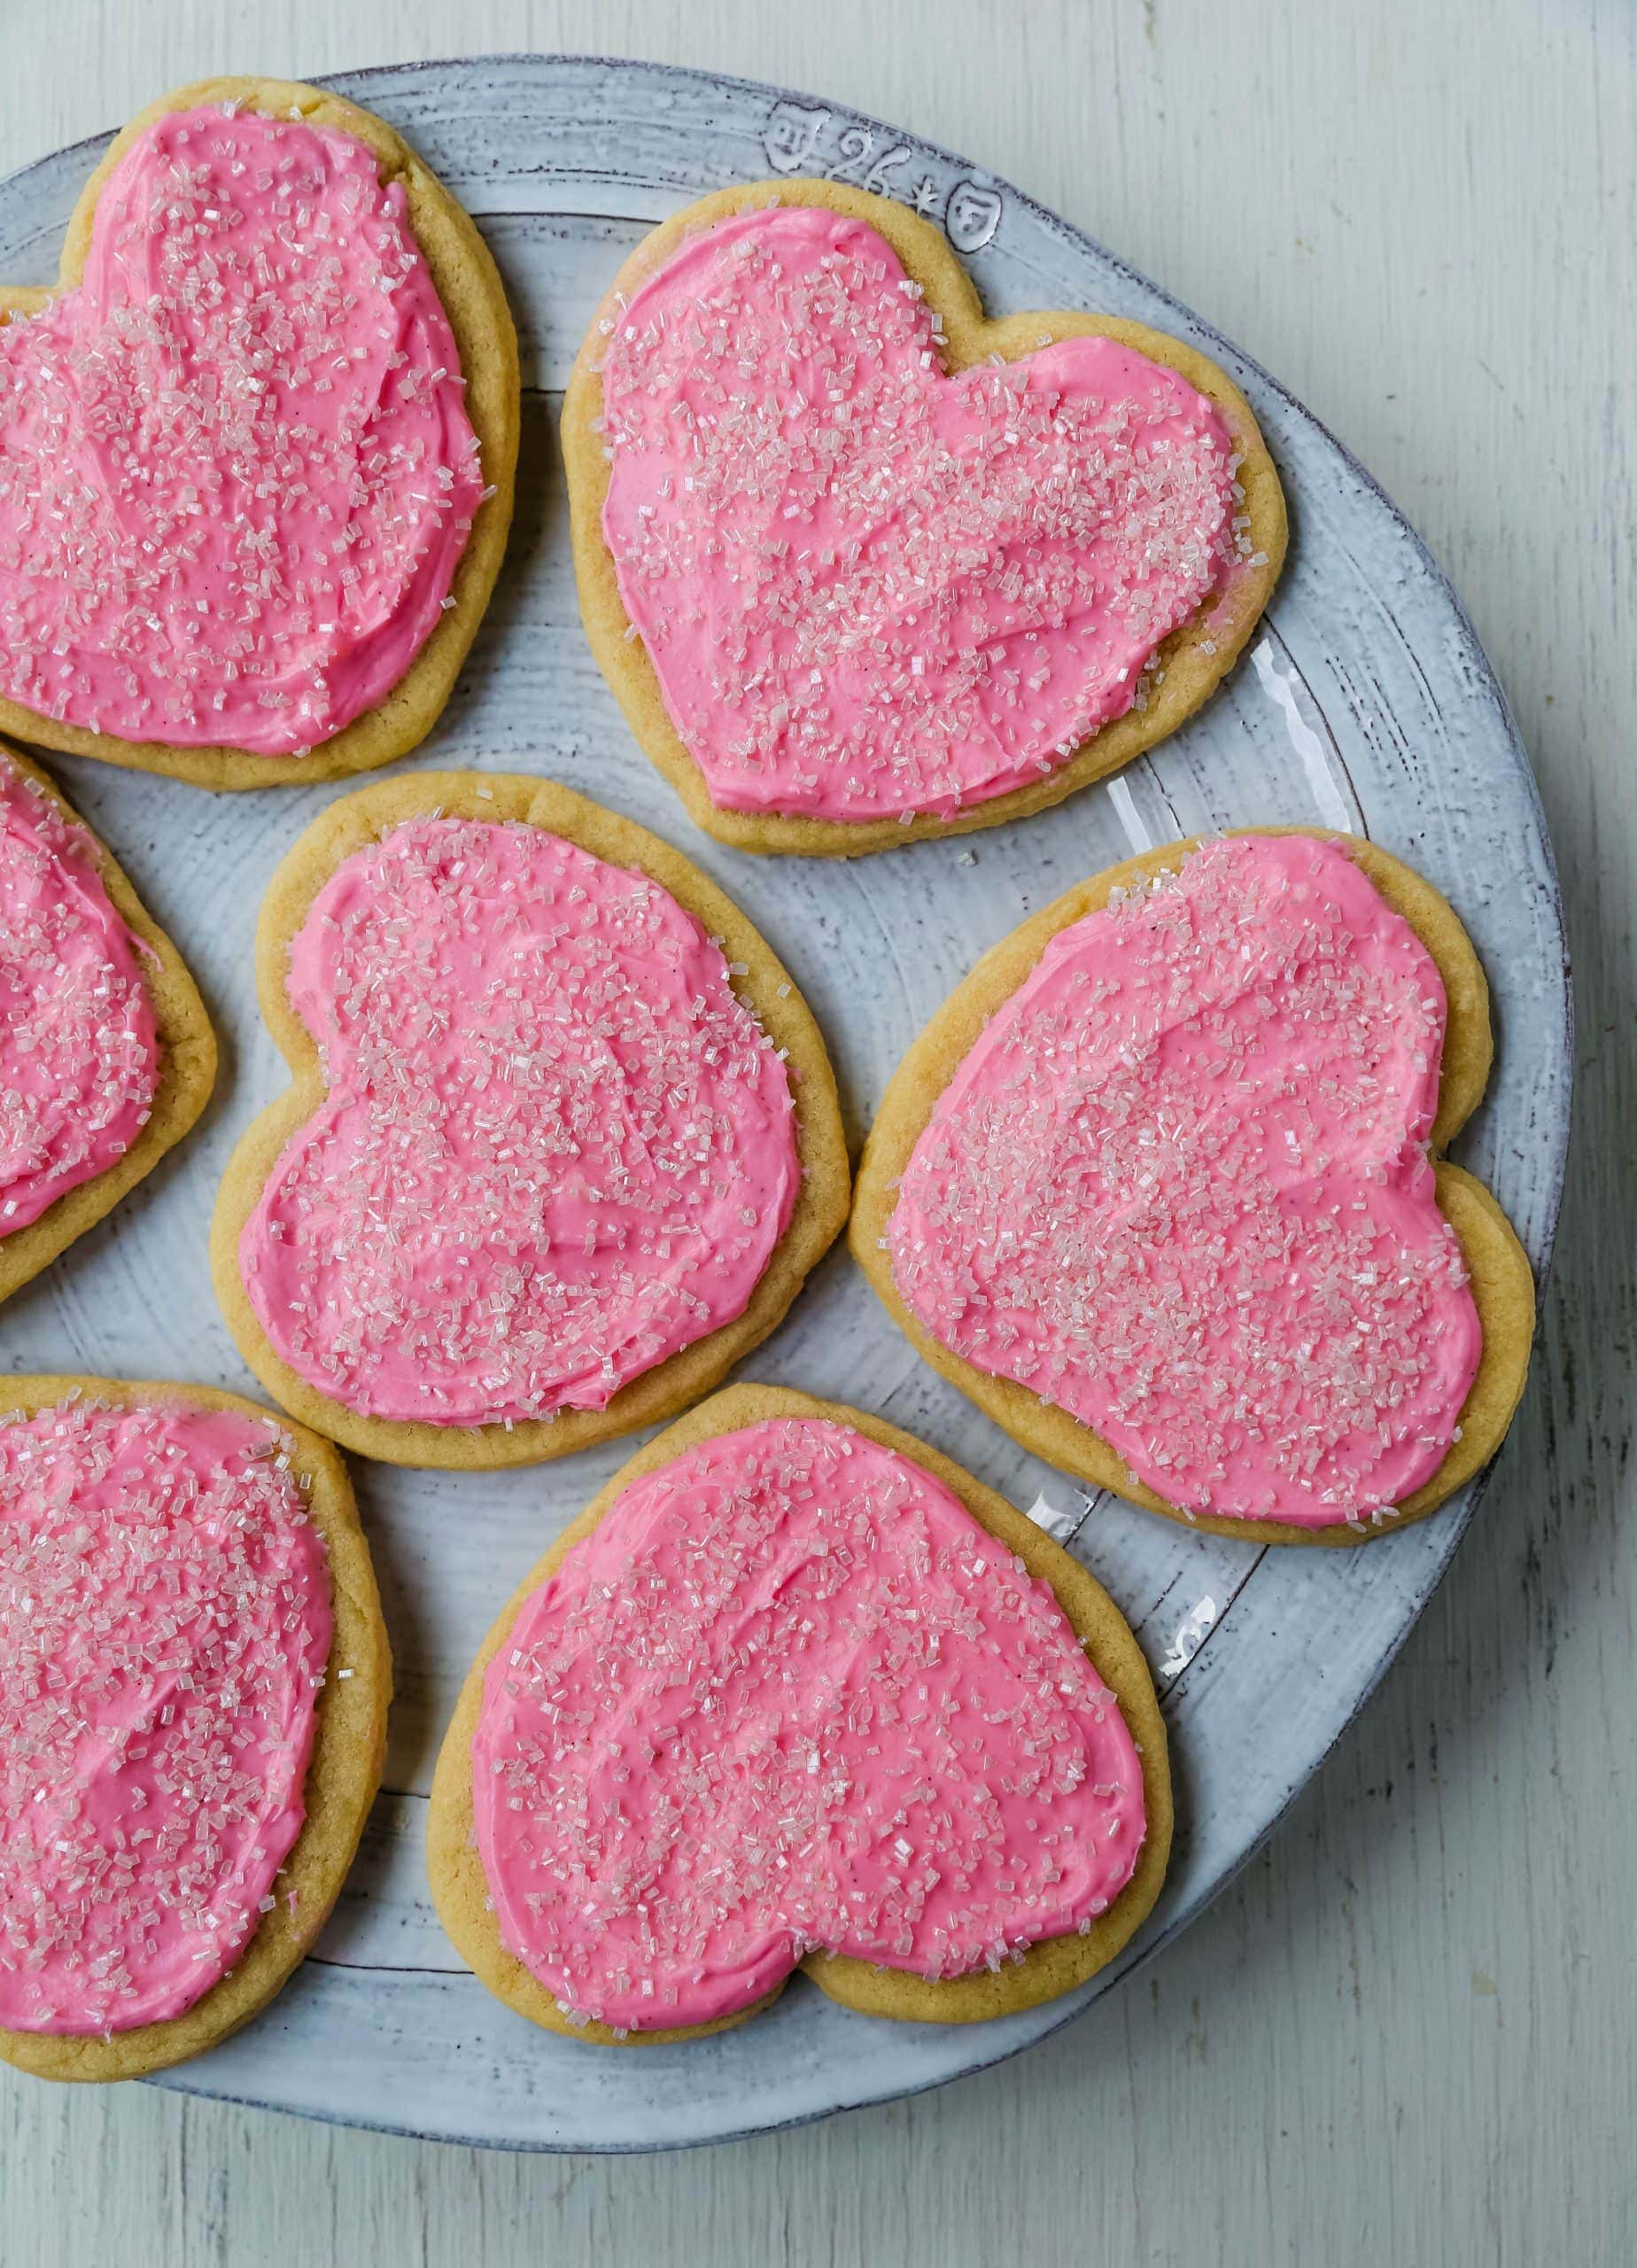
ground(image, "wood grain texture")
xmin=0 ymin=3 xmax=1630 ymax=2264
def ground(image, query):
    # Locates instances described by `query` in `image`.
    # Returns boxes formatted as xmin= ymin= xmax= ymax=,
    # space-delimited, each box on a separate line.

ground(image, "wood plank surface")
xmin=0 ymin=4 xmax=1630 ymax=2262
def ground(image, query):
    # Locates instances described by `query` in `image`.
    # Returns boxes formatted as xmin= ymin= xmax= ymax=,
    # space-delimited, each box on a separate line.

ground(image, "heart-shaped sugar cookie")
xmin=0 ymin=78 xmax=517 ymax=789
xmin=853 ymin=832 xmax=1536 ymax=1544
xmin=0 ymin=739 xmax=213 ymax=1306
xmin=0 ymin=1377 xmax=388 ymax=2084
xmin=213 ymin=774 xmax=850 ymax=1469
xmin=565 ymin=181 xmax=1285 ymax=855
xmin=428 ymin=1384 xmax=1170 ymax=2040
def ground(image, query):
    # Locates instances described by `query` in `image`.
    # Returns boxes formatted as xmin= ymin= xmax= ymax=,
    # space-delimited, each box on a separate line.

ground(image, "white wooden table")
xmin=1 ymin=4 xmax=1630 ymax=2261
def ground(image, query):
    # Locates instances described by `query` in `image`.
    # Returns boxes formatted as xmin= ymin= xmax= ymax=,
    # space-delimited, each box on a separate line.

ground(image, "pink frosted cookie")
xmin=564 ymin=181 xmax=1285 ymax=854
xmin=0 ymin=1379 xmax=388 ymax=2083
xmin=0 ymin=77 xmax=517 ymax=789
xmin=429 ymin=1384 xmax=1170 ymax=2040
xmin=854 ymin=832 xmax=1536 ymax=1544
xmin=0 ymin=740 xmax=213 ymax=1306
xmin=213 ymin=774 xmax=850 ymax=1468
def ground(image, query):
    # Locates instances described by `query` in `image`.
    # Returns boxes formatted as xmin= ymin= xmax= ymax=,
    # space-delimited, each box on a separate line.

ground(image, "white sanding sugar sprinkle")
xmin=600 ymin=206 xmax=1242 ymax=822
xmin=473 ymin=1417 xmax=1146 ymax=2029
xmin=240 ymin=816 xmax=802 ymax=1428
xmin=888 ymin=835 xmax=1481 ymax=1524
xmin=0 ymin=1396 xmax=330 ymax=2036
xmin=0 ymin=756 xmax=158 ymax=1232
xmin=0 ymin=107 xmax=483 ymax=756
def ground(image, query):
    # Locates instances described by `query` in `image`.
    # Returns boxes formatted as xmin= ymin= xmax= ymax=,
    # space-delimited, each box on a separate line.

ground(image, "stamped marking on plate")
xmin=763 ymin=99 xmax=830 ymax=175
xmin=946 ymin=179 xmax=1004 ymax=252
xmin=760 ymin=102 xmax=1005 ymax=248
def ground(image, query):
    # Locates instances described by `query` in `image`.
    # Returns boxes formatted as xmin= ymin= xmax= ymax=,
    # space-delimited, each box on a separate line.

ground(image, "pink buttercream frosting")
xmin=0 ymin=105 xmax=483 ymax=755
xmin=0 ymin=753 xmax=159 ymax=1235
xmin=0 ymin=1395 xmax=330 ymax=2035
xmin=472 ymin=1416 xmax=1148 ymax=2031
xmin=598 ymin=204 xmax=1245 ymax=822
xmin=888 ymin=835 xmax=1483 ymax=1528
xmin=240 ymin=816 xmax=801 ymax=1428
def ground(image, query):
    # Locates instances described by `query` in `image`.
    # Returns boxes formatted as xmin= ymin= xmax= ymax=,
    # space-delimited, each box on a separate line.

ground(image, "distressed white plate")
xmin=0 ymin=56 xmax=1570 ymax=2151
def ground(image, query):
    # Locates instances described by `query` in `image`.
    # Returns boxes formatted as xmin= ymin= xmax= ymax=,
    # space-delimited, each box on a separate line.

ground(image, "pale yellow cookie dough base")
xmin=850 ymin=829 xmax=1538 ymax=1549
xmin=0 ymin=740 xmax=216 ymax=1307
xmin=427 ymin=1381 xmax=1172 ymax=2043
xmin=212 ymin=773 xmax=852 ymax=1468
xmin=0 ymin=1377 xmax=391 ymax=2083
xmin=0 ymin=75 xmax=519 ymax=791
xmin=562 ymin=175 xmax=1288 ymax=858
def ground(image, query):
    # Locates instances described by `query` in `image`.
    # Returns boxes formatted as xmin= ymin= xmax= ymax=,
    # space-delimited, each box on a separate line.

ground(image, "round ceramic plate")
xmin=0 ymin=56 xmax=1569 ymax=2151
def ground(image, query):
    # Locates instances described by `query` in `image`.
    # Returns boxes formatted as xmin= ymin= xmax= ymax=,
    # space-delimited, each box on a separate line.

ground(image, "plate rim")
xmin=0 ymin=49 xmax=1571 ymax=2153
